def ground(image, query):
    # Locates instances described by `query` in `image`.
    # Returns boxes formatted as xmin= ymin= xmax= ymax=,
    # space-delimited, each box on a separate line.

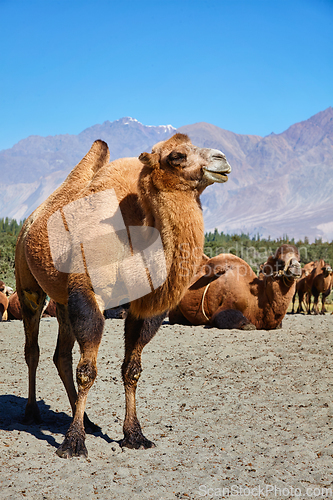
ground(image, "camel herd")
xmin=1 ymin=134 xmax=332 ymax=459
xmin=291 ymin=259 xmax=332 ymax=315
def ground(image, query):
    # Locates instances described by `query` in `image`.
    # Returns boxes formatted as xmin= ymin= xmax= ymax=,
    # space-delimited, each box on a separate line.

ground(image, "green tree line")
xmin=0 ymin=218 xmax=25 ymax=289
xmin=204 ymin=230 xmax=333 ymax=271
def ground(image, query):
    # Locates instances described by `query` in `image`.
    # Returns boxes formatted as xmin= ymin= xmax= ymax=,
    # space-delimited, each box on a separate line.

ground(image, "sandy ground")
xmin=1 ymin=314 xmax=333 ymax=500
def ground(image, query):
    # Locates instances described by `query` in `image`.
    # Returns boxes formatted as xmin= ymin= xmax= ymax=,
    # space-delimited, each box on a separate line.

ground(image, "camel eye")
xmin=167 ymin=151 xmax=187 ymax=165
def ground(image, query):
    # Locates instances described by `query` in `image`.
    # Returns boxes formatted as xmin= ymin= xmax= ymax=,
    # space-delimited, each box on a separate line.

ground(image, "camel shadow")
xmin=0 ymin=394 xmax=114 ymax=449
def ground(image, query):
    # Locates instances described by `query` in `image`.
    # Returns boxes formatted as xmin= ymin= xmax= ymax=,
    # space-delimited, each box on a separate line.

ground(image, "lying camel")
xmin=0 ymin=280 xmax=13 ymax=321
xmin=169 ymin=244 xmax=301 ymax=330
xmin=15 ymin=134 xmax=231 ymax=458
xmin=7 ymin=292 xmax=22 ymax=320
xmin=291 ymin=261 xmax=316 ymax=314
xmin=0 ymin=280 xmax=14 ymax=297
xmin=7 ymin=292 xmax=57 ymax=320
xmin=308 ymin=260 xmax=332 ymax=314
xmin=0 ymin=291 xmax=9 ymax=321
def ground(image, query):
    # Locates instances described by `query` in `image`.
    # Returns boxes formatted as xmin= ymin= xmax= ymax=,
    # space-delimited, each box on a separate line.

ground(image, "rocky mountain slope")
xmin=1 ymin=109 xmax=332 ymax=241
xmin=179 ymin=107 xmax=333 ymax=241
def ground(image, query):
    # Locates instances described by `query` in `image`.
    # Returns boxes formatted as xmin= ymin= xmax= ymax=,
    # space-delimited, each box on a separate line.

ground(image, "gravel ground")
xmin=0 ymin=314 xmax=333 ymax=500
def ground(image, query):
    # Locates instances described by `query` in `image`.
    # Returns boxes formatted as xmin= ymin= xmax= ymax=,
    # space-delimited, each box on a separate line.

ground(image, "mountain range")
xmin=1 ymin=109 xmax=332 ymax=242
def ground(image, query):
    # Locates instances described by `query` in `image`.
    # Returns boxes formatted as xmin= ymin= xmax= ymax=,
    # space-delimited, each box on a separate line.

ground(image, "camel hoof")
xmin=23 ymin=404 xmax=42 ymax=425
xmin=56 ymin=427 xmax=88 ymax=459
xmin=120 ymin=435 xmax=156 ymax=450
xmin=83 ymin=412 xmax=101 ymax=434
xmin=56 ymin=442 xmax=88 ymax=459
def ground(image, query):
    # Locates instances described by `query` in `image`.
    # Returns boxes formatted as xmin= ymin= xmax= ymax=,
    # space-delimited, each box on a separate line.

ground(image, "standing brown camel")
xmin=308 ymin=260 xmax=332 ymax=314
xmin=291 ymin=261 xmax=316 ymax=314
xmin=169 ymin=245 xmax=301 ymax=330
xmin=15 ymin=134 xmax=231 ymax=458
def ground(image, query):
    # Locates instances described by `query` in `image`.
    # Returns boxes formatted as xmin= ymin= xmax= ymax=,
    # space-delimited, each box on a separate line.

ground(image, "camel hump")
xmin=68 ymin=140 xmax=110 ymax=184
xmin=31 ymin=140 xmax=110 ymax=219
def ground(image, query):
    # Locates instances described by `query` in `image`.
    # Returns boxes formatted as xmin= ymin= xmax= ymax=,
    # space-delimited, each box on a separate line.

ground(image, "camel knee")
xmin=122 ymin=359 xmax=142 ymax=385
xmin=76 ymin=360 xmax=97 ymax=391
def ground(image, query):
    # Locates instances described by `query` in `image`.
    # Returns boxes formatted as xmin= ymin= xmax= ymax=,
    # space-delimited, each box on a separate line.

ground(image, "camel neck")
xmin=131 ymin=188 xmax=205 ymax=318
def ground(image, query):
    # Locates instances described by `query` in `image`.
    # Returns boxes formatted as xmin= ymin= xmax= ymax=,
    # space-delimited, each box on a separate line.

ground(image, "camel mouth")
xmin=285 ymin=265 xmax=302 ymax=279
xmin=203 ymin=169 xmax=230 ymax=183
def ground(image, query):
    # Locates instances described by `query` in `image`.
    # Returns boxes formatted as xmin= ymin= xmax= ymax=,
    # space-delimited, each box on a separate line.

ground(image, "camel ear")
xmin=139 ymin=152 xmax=160 ymax=169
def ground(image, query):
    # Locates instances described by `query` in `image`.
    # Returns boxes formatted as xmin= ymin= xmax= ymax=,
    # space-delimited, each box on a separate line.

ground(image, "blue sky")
xmin=0 ymin=0 xmax=332 ymax=151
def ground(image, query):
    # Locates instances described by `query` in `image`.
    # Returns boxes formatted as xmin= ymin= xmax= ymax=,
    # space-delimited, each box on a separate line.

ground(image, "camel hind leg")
xmin=320 ymin=289 xmax=331 ymax=314
xmin=16 ymin=275 xmax=46 ymax=424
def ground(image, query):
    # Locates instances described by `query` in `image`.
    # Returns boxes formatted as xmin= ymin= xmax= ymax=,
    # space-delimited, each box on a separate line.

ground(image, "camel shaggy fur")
xmin=15 ymin=134 xmax=231 ymax=458
xmin=169 ymin=245 xmax=301 ymax=330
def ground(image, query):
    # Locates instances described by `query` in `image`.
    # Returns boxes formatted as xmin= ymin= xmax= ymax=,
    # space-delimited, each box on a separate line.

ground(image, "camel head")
xmin=262 ymin=244 xmax=301 ymax=281
xmin=138 ymin=133 xmax=231 ymax=195
xmin=322 ymin=262 xmax=333 ymax=277
xmin=0 ymin=281 xmax=13 ymax=297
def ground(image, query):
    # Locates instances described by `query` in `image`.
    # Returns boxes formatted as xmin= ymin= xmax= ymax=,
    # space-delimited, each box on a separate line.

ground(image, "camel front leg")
xmin=291 ymin=291 xmax=296 ymax=314
xmin=56 ymin=347 xmax=100 ymax=458
xmin=296 ymin=291 xmax=304 ymax=313
xmin=211 ymin=307 xmax=256 ymax=330
xmin=120 ymin=311 xmax=166 ymax=449
xmin=306 ymin=292 xmax=312 ymax=314
xmin=56 ymin=289 xmax=104 ymax=459
xmin=53 ymin=303 xmax=101 ymax=434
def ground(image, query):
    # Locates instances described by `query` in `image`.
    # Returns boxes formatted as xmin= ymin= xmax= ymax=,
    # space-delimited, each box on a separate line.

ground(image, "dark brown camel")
xmin=15 ymin=134 xmax=231 ymax=458
xmin=169 ymin=245 xmax=301 ymax=330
